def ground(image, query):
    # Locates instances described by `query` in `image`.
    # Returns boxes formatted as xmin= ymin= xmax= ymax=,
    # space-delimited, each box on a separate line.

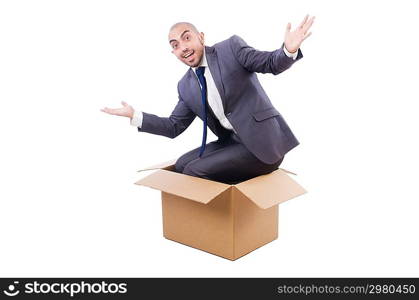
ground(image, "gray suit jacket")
xmin=138 ymin=35 xmax=303 ymax=164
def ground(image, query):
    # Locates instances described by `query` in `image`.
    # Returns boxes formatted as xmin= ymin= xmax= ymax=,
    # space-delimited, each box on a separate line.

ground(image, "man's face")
xmin=169 ymin=25 xmax=205 ymax=67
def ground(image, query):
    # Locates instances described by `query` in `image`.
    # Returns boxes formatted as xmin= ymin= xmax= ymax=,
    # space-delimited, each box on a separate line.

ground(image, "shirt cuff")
xmin=283 ymin=45 xmax=299 ymax=60
xmin=130 ymin=110 xmax=143 ymax=128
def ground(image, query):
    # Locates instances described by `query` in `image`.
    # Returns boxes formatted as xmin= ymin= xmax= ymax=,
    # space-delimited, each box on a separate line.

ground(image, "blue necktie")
xmin=195 ymin=66 xmax=208 ymax=158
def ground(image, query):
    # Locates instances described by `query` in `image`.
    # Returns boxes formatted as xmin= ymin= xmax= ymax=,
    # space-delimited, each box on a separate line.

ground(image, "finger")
xmin=101 ymin=107 xmax=112 ymax=114
xmin=303 ymin=16 xmax=315 ymax=33
xmin=302 ymin=31 xmax=312 ymax=41
xmin=121 ymin=101 xmax=128 ymax=107
xmin=102 ymin=107 xmax=118 ymax=115
xmin=298 ymin=14 xmax=309 ymax=29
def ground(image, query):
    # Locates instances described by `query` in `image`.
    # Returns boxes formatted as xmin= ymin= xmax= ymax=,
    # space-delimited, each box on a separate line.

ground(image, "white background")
xmin=1 ymin=0 xmax=418 ymax=277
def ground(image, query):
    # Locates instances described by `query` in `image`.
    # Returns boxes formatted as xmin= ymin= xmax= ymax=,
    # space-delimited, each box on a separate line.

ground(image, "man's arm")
xmin=229 ymin=15 xmax=314 ymax=75
xmin=135 ymin=95 xmax=196 ymax=139
xmin=229 ymin=35 xmax=303 ymax=75
xmin=101 ymin=86 xmax=196 ymax=139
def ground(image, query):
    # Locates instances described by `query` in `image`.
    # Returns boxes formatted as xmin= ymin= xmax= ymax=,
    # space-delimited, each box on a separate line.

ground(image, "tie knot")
xmin=195 ymin=66 xmax=205 ymax=77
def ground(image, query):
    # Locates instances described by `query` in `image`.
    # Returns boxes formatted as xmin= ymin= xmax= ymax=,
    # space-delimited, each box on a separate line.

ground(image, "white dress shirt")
xmin=130 ymin=45 xmax=298 ymax=129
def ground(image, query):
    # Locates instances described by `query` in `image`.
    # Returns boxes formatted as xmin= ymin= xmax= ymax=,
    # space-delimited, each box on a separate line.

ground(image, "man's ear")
xmin=199 ymin=32 xmax=205 ymax=45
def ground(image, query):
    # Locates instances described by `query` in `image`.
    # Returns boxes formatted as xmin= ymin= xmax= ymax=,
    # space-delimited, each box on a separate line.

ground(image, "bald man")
xmin=102 ymin=16 xmax=314 ymax=183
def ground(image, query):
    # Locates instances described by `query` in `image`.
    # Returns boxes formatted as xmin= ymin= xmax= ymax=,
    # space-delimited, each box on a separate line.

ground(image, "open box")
xmin=135 ymin=159 xmax=307 ymax=261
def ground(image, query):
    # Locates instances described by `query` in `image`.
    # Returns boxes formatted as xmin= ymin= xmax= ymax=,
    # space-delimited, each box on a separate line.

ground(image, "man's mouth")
xmin=183 ymin=50 xmax=194 ymax=59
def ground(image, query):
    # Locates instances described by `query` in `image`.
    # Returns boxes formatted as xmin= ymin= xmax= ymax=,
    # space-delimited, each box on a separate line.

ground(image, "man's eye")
xmin=185 ymin=36 xmax=190 ymax=40
xmin=172 ymin=44 xmax=178 ymax=49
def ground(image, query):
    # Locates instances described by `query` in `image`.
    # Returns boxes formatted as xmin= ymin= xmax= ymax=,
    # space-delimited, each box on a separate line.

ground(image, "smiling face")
xmin=168 ymin=23 xmax=205 ymax=68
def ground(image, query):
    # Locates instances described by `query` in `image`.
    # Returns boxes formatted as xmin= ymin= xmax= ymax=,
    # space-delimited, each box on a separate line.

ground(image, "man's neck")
xmin=193 ymin=47 xmax=207 ymax=70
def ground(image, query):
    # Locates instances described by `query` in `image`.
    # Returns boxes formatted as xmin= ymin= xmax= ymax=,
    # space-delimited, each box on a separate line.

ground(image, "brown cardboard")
xmin=135 ymin=160 xmax=306 ymax=260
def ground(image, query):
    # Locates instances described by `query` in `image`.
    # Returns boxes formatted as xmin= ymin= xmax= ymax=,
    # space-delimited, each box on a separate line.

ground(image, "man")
xmin=101 ymin=15 xmax=315 ymax=183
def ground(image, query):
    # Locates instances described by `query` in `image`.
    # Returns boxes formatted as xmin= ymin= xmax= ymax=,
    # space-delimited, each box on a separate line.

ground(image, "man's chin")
xmin=183 ymin=56 xmax=202 ymax=68
xmin=184 ymin=58 xmax=198 ymax=67
xmin=189 ymin=62 xmax=200 ymax=68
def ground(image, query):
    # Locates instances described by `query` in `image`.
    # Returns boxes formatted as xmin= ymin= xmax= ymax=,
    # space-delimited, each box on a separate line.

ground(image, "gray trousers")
xmin=175 ymin=132 xmax=284 ymax=184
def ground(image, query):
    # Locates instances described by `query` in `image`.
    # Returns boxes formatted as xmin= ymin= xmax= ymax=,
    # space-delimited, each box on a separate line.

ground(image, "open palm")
xmin=284 ymin=14 xmax=315 ymax=53
xmin=101 ymin=101 xmax=134 ymax=119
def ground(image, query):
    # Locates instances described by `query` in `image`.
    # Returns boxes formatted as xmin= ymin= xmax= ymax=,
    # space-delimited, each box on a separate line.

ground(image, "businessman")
xmin=101 ymin=15 xmax=314 ymax=183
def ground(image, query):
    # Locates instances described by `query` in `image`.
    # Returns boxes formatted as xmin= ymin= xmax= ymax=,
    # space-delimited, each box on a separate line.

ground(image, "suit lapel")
xmin=205 ymin=46 xmax=227 ymax=112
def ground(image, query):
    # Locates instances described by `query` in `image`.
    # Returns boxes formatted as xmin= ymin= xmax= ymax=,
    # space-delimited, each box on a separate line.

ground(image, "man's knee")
xmin=183 ymin=161 xmax=205 ymax=177
xmin=182 ymin=163 xmax=197 ymax=176
xmin=175 ymin=157 xmax=186 ymax=173
xmin=175 ymin=154 xmax=195 ymax=173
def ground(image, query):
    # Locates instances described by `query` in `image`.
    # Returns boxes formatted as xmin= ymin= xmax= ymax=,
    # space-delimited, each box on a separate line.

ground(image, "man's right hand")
xmin=101 ymin=101 xmax=134 ymax=119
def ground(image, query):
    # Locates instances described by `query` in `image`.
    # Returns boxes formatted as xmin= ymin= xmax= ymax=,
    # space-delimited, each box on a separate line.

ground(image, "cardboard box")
xmin=135 ymin=159 xmax=306 ymax=261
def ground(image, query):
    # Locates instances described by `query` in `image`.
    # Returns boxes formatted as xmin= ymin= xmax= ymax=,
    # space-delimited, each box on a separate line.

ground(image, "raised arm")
xmin=229 ymin=15 xmax=314 ymax=75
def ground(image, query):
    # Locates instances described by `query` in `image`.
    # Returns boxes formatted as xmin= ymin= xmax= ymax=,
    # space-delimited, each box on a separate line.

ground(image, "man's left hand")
xmin=284 ymin=14 xmax=315 ymax=54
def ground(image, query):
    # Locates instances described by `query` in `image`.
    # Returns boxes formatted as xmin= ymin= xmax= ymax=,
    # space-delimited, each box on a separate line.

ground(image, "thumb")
xmin=121 ymin=101 xmax=128 ymax=107
xmin=285 ymin=22 xmax=291 ymax=34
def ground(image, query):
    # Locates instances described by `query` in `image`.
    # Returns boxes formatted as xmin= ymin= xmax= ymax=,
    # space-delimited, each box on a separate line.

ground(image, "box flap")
xmin=234 ymin=169 xmax=307 ymax=209
xmin=279 ymin=167 xmax=297 ymax=176
xmin=137 ymin=158 xmax=177 ymax=172
xmin=135 ymin=169 xmax=230 ymax=204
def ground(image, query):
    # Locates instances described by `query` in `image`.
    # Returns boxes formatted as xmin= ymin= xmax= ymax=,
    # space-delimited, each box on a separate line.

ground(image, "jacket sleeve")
xmin=229 ymin=35 xmax=303 ymax=75
xmin=137 ymin=85 xmax=196 ymax=139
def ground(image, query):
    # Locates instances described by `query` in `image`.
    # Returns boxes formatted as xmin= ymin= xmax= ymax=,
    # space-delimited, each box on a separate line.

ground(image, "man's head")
xmin=168 ymin=22 xmax=205 ymax=67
